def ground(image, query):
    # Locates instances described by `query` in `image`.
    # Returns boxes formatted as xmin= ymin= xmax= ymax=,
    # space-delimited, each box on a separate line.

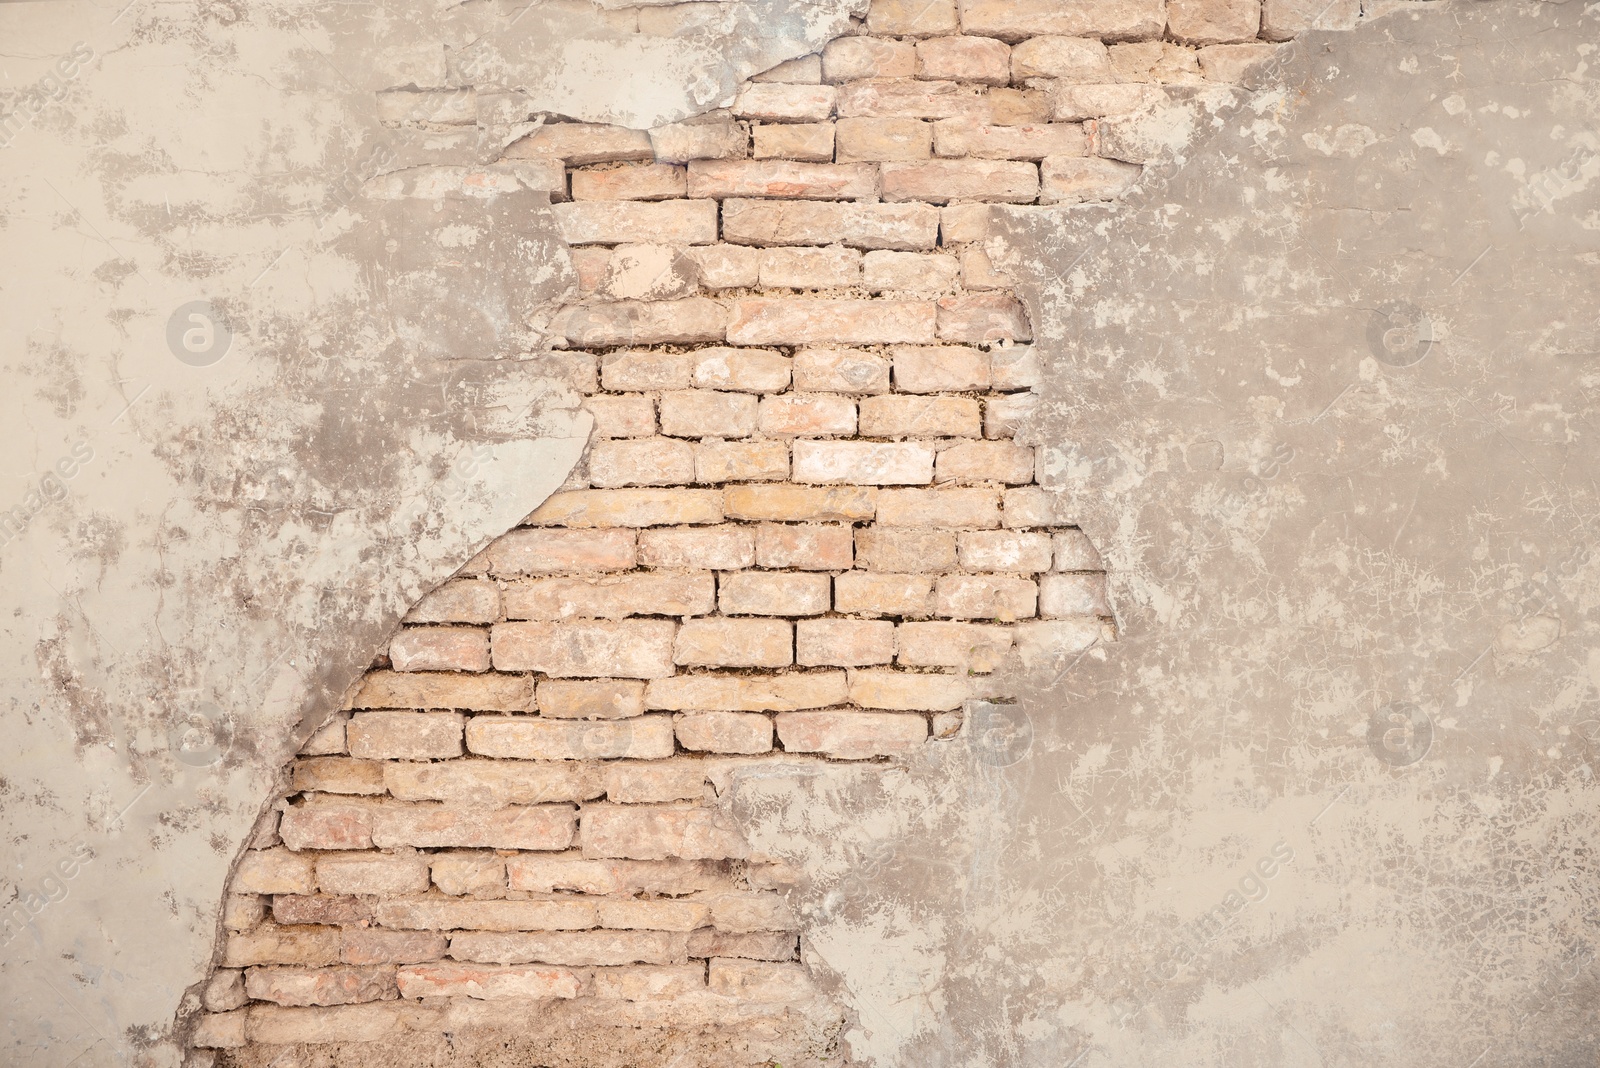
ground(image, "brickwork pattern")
xmin=197 ymin=0 xmax=1306 ymax=1054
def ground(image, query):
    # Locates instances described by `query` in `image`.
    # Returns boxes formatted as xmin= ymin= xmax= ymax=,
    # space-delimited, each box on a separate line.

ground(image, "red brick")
xmin=858 ymin=396 xmax=982 ymax=437
xmin=878 ymin=487 xmax=1000 ymax=527
xmin=848 ymin=668 xmax=970 ymax=710
xmin=833 ymin=572 xmax=935 ymax=616
xmin=674 ymin=618 xmax=794 ymax=668
xmin=491 ymin=620 xmax=677 ymax=678
xmin=896 ymin=620 xmax=1013 ymax=671
xmin=936 ymin=440 xmax=1035 ymax=483
xmin=775 ymin=711 xmax=928 ymax=759
xmin=503 ymin=572 xmax=715 ymax=620
xmin=731 ymin=298 xmax=937 ymax=346
xmin=792 ymin=440 xmax=937 ymax=484
xmin=395 ymin=962 xmax=583 ymax=1000
xmin=917 ymin=35 xmax=1011 ymax=84
xmin=958 ymin=530 xmax=1053 ymax=571
xmin=644 ymin=672 xmax=848 ymax=711
xmin=347 ymin=711 xmax=464 ymax=760
xmin=374 ymin=898 xmax=597 ymax=931
xmin=797 ymin=619 xmax=895 ymax=666
xmin=659 ymin=390 xmax=759 ymax=438
xmin=571 ymin=163 xmax=687 ymax=201
xmin=855 ymin=529 xmax=957 ymax=571
xmin=450 ymin=929 xmax=690 ymax=967
xmin=674 ymin=711 xmax=774 ymax=754
xmin=638 ymin=525 xmax=756 ymax=570
xmin=755 ymin=523 xmax=853 ymax=569
xmin=371 ymin=802 xmax=578 ymax=851
xmin=388 ymin=627 xmax=489 ymax=673
xmin=822 ymin=37 xmax=917 ymax=82
xmin=1039 ymin=573 xmax=1112 ymax=616
xmin=725 ymin=484 xmax=877 ymax=521
xmin=758 ymin=393 xmax=859 ymax=436
xmin=537 ymin=680 xmax=647 ymax=720
xmin=733 ymin=83 xmax=838 ymax=122
xmin=695 ymin=440 xmax=791 ymax=483
xmin=959 ymin=0 xmax=1166 ymax=41
xmin=466 ymin=716 xmax=677 ymax=761
xmin=404 ymin=580 xmax=500 ymax=624
xmin=551 ymin=200 xmax=718 ymax=245
xmin=934 ymin=574 xmax=1038 ymax=619
xmin=270 ymin=894 xmax=371 ymax=927
xmin=688 ymin=159 xmax=876 ymax=200
xmin=690 ymin=347 xmax=792 ymax=391
xmin=581 ymin=803 xmax=748 ymax=860
xmin=279 ymin=802 xmax=374 ymax=851
xmin=722 ymin=198 xmax=941 ymax=251
xmin=720 ymin=571 xmax=832 ymax=615
xmin=487 ymin=528 xmax=636 ymax=574
xmin=384 ymin=760 xmax=602 ymax=805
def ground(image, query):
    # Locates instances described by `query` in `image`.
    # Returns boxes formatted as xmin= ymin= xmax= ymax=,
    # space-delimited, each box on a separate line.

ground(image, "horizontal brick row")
xmin=578 ymin=344 xmax=1040 ymax=394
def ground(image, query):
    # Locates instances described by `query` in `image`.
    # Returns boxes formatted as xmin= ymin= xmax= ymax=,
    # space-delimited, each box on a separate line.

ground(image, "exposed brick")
xmin=688 ymin=159 xmax=875 ymax=200
xmin=835 ymin=117 xmax=933 ymax=163
xmin=244 ymin=1003 xmax=403 ymax=1044
xmin=404 ymin=580 xmax=500 ymax=625
xmin=224 ymin=925 xmax=341 ymax=968
xmin=689 ymin=929 xmax=798 ymax=960
xmin=755 ymin=523 xmax=853 ymax=570
xmin=758 ymin=393 xmax=859 ymax=436
xmin=1197 ymin=42 xmax=1282 ymax=84
xmin=604 ymin=762 xmax=710 ymax=803
xmin=868 ymin=0 xmax=959 ymax=36
xmin=792 ymin=440 xmax=937 ymax=484
xmin=588 ymin=437 xmax=696 ymax=487
xmin=644 ymin=672 xmax=848 ymax=711
xmin=659 ymin=390 xmax=759 ymax=438
xmin=342 ymin=929 xmax=448 ymax=966
xmin=487 ymin=528 xmax=636 ymax=574
xmin=960 ymin=245 xmax=1012 ymax=290
xmin=674 ymin=711 xmax=775 ymax=754
xmin=834 ymin=572 xmax=935 ymax=616
xmin=882 ymin=159 xmax=1038 ymax=203
xmin=450 ymin=929 xmax=690 ymax=967
xmin=691 ymin=347 xmax=793 ymax=391
xmin=396 ymin=961 xmax=583 ymax=1000
xmin=1011 ymin=35 xmax=1114 ymax=81
xmin=934 ymin=574 xmax=1038 ymax=619
xmin=917 ymin=35 xmax=1010 ymax=85
xmin=933 ymin=118 xmax=1087 ymax=160
xmin=571 ymin=163 xmax=687 ymax=201
xmin=584 ymin=394 xmax=656 ymax=438
xmin=855 ymin=529 xmax=957 ymax=571
xmin=822 ymin=37 xmax=916 ymax=82
xmin=686 ymin=243 xmax=761 ymax=288
xmin=504 ymin=572 xmax=715 ymax=620
xmin=279 ymin=802 xmax=374 ymax=851
xmin=696 ymin=440 xmax=791 ymax=483
xmin=722 ymin=198 xmax=940 ymax=251
xmin=1051 ymin=84 xmax=1163 ymax=121
xmin=793 ymin=347 xmax=891 ymax=394
xmin=958 ymin=530 xmax=1053 ymax=571
xmin=859 ymin=395 xmax=983 ymax=438
xmin=375 ymin=897 xmax=598 ymax=932
xmin=1261 ymin=0 xmax=1359 ymax=40
xmin=775 ymin=711 xmax=929 ymax=758
xmin=291 ymin=757 xmax=384 ymax=797
xmin=849 ymin=668 xmax=970 ymax=710
xmin=525 ymin=489 xmax=724 ymax=528
xmin=1039 ymin=573 xmax=1112 ymax=616
xmin=300 ymin=714 xmax=347 ymax=757
xmin=1054 ymin=529 xmax=1103 ymax=570
xmin=937 ymin=440 xmax=1035 ymax=483
xmin=638 ymin=525 xmax=756 ymax=570
xmin=598 ymin=898 xmax=713 ymax=932
xmin=1167 ymin=0 xmax=1259 ymax=43
xmin=314 ymin=853 xmax=429 ymax=897
xmin=733 ymin=83 xmax=838 ymax=122
xmin=372 ymin=802 xmax=578 ymax=851
xmin=193 ymin=1010 xmax=246 ymax=1048
xmin=235 ymin=849 xmax=314 ymax=896
xmin=649 ymin=115 xmax=750 ymax=164
xmin=506 ymin=854 xmax=724 ymax=896
xmin=730 ymin=298 xmax=937 ymax=346
xmin=388 ymin=627 xmax=489 ymax=673
xmin=990 ymin=345 xmax=1041 ymax=389
xmin=753 ymin=123 xmax=836 ymax=162
xmin=880 ymin=489 xmax=1001 ymax=530
xmin=491 ymin=620 xmax=677 ymax=677
xmin=430 ymin=853 xmax=508 ymax=897
xmin=591 ymin=964 xmax=706 ymax=1000
xmin=987 ymin=86 xmax=1052 ymax=125
xmin=1109 ymin=40 xmax=1204 ymax=82
xmin=205 ymin=969 xmax=247 ymax=1013
xmin=1001 ymin=486 xmax=1075 ymax=527
xmin=524 ymin=351 xmax=601 ymax=393
xmin=600 ymin=350 xmax=695 ymax=391
xmin=505 ymin=122 xmax=653 ymax=164
xmin=985 ymin=392 xmax=1039 ymax=438
xmin=753 ymin=54 xmax=822 ymax=83
xmin=224 ymin=895 xmax=266 ymax=932
xmin=537 ymin=680 xmax=647 ymax=720
xmin=720 ymin=571 xmax=832 ymax=615
xmin=552 ymin=200 xmax=719 ymax=245
xmin=674 ymin=618 xmax=794 ymax=668
xmin=897 ymin=621 xmax=1013 ymax=671
xmin=797 ymin=619 xmax=895 ymax=666
xmin=581 ymin=803 xmax=748 ymax=860
xmin=347 ymin=711 xmax=464 ymax=761
xmin=271 ymin=894 xmax=372 ymax=927
xmin=466 ymin=717 xmax=677 ymax=761
xmin=837 ymin=78 xmax=990 ymax=121
xmin=940 ymin=202 xmax=992 ymax=244
xmin=758 ymin=246 xmax=863 ymax=289
xmin=890 ymin=345 xmax=989 ymax=391
xmin=938 ymin=293 xmax=1032 ymax=342
xmin=958 ymin=0 xmax=1166 ymax=41
xmin=386 ymin=760 xmax=601 ymax=805
xmin=244 ymin=965 xmax=396 ymax=1008
xmin=725 ymin=484 xmax=877 ymax=522
xmin=709 ymin=894 xmax=796 ymax=933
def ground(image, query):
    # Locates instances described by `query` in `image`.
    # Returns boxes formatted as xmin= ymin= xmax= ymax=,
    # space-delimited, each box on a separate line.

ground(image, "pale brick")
xmin=638 ymin=525 xmax=756 ymax=569
xmin=990 ymin=344 xmax=1041 ymax=389
xmin=505 ymin=122 xmax=653 ymax=164
xmin=896 ymin=621 xmax=1013 ymax=671
xmin=1001 ymin=486 xmax=1074 ymax=527
xmin=935 ymin=574 xmax=1038 ymax=619
xmin=598 ymin=898 xmax=712 ymax=932
xmin=644 ymin=672 xmax=848 ymax=711
xmin=939 ymin=293 xmax=1033 ymax=342
xmin=1168 ymin=0 xmax=1259 ymax=43
xmin=917 ymin=35 xmax=1010 ymax=85
xmin=882 ymin=159 xmax=1038 ymax=203
xmin=849 ymin=668 xmax=970 ymax=710
xmin=588 ymin=437 xmax=696 ymax=487
xmin=1050 ymin=83 xmax=1162 ymax=121
xmin=1197 ymin=43 xmax=1281 ymax=84
xmin=753 ymin=123 xmax=835 ymax=162
xmin=451 ymin=929 xmax=690 ymax=967
xmin=538 ymin=680 xmax=648 ymax=720
xmin=730 ymin=298 xmax=937 ymax=346
xmin=371 ymin=802 xmax=578 ymax=851
xmin=600 ymin=350 xmax=695 ymax=391
xmin=491 ymin=620 xmax=677 ymax=678
xmin=510 ymin=854 xmax=723 ymax=897
xmin=696 ymin=440 xmax=791 ymax=483
xmin=708 ymin=894 xmax=796 ymax=933
xmin=862 ymin=251 xmax=959 ymax=296
xmin=933 ymin=118 xmax=1087 ymax=159
xmin=525 ymin=489 xmax=723 ymax=528
xmin=235 ymin=849 xmax=314 ymax=896
xmin=1109 ymin=40 xmax=1204 ymax=82
xmin=959 ymin=0 xmax=1166 ymax=41
xmin=985 ymin=391 xmax=1039 ymax=437
xmin=797 ymin=619 xmax=895 ymax=667
xmin=720 ymin=572 xmax=832 ymax=615
xmin=855 ymin=529 xmax=957 ymax=571
xmin=342 ymin=929 xmax=448 ymax=966
xmin=552 ymin=200 xmax=719 ymax=245
xmin=1039 ymin=573 xmax=1112 ymax=616
xmin=279 ymin=802 xmax=374 ymax=851
xmin=937 ymin=440 xmax=1035 ymax=483
xmin=725 ymin=484 xmax=877 ymax=521
xmin=690 ymin=347 xmax=792 ymax=391
xmin=292 ymin=757 xmax=385 ymax=796
xmin=487 ymin=528 xmax=636 ymax=574
xmin=385 ymin=760 xmax=601 ymax=805
xmin=868 ymin=0 xmax=958 ymax=35
xmin=792 ymin=440 xmax=938 ymax=484
xmin=504 ymin=572 xmax=715 ymax=621
xmin=347 ymin=711 xmax=464 ymax=760
xmin=733 ymin=83 xmax=838 ymax=122
xmin=376 ymin=897 xmax=598 ymax=932
xmin=940 ymin=202 xmax=992 ymax=244
xmin=396 ymin=961 xmax=582 ymax=1000
xmin=822 ymin=37 xmax=916 ymax=82
xmin=244 ymin=1003 xmax=401 ymax=1044
xmin=1054 ymin=529 xmax=1104 ymax=570
xmin=659 ymin=390 xmax=759 ymax=438
xmin=987 ymin=86 xmax=1053 ymax=125
xmin=753 ymin=54 xmax=822 ymax=83
xmin=688 ymin=929 xmax=798 ymax=960
xmin=758 ymin=246 xmax=863 ymax=289
xmin=837 ymin=79 xmax=990 ymax=121
xmin=722 ymin=198 xmax=940 ymax=251
xmin=603 ymin=762 xmax=710 ymax=803
xmin=271 ymin=894 xmax=371 ymax=928
xmin=581 ymin=803 xmax=748 ymax=860
xmin=833 ymin=572 xmax=935 ymax=616
xmin=1261 ymin=0 xmax=1359 ymax=40
xmin=758 ymin=393 xmax=859 ymax=436
xmin=835 ymin=117 xmax=933 ymax=163
xmin=859 ymin=396 xmax=983 ymax=438
xmin=388 ymin=627 xmax=489 ymax=673
xmin=793 ymin=347 xmax=890 ymax=394
xmin=404 ymin=580 xmax=501 ymax=625
xmin=649 ymin=115 xmax=749 ymax=164
xmin=958 ymin=530 xmax=1054 ymax=571
xmin=674 ymin=618 xmax=793 ymax=668
xmin=224 ymin=925 xmax=341 ymax=968
xmin=686 ymin=243 xmax=761 ymax=288
xmin=687 ymin=159 xmax=875 ymax=200
xmin=224 ymin=894 xmax=266 ymax=932
xmin=205 ymin=969 xmax=248 ymax=1012
xmin=466 ymin=717 xmax=677 ymax=761
xmin=300 ymin=714 xmax=347 ymax=757
xmin=755 ymin=523 xmax=853 ymax=570
xmin=583 ymin=394 xmax=655 ymax=438
xmin=244 ymin=965 xmax=396 ymax=1008
xmin=193 ymin=1011 xmax=247 ymax=1048
xmin=430 ymin=853 xmax=508 ymax=897
xmin=890 ymin=345 xmax=989 ymax=391
xmin=573 ymin=163 xmax=687 ymax=201
xmin=775 ymin=711 xmax=928 ymax=759
xmin=674 ymin=711 xmax=774 ymax=754
xmin=1011 ymin=35 xmax=1114 ymax=81
xmin=591 ymin=964 xmax=706 ymax=1000
xmin=953 ymin=244 xmax=1008 ymax=289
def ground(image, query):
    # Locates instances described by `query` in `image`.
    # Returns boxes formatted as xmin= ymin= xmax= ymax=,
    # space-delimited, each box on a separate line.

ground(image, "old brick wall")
xmin=193 ymin=0 xmax=1337 ymax=1060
